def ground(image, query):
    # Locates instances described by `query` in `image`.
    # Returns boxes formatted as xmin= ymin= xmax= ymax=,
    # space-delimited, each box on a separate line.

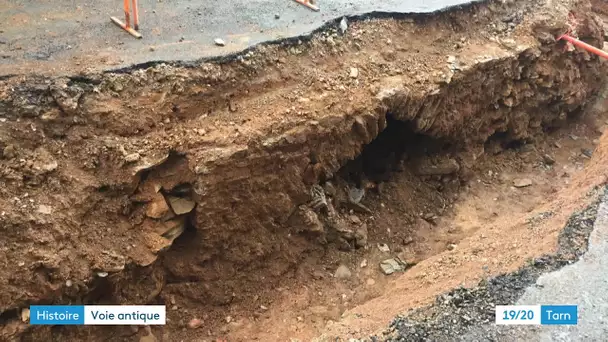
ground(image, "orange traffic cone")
xmin=111 ymin=0 xmax=142 ymax=38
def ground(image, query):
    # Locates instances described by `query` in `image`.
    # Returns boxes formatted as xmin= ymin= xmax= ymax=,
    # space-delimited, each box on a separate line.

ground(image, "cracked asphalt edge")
xmin=364 ymin=184 xmax=608 ymax=342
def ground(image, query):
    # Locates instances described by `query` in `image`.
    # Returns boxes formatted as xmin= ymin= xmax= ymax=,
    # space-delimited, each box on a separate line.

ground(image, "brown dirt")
xmin=0 ymin=0 xmax=607 ymax=341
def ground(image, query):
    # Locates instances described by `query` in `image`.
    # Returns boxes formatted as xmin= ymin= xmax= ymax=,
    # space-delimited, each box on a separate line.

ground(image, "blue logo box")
xmin=540 ymin=305 xmax=578 ymax=325
xmin=29 ymin=305 xmax=85 ymax=325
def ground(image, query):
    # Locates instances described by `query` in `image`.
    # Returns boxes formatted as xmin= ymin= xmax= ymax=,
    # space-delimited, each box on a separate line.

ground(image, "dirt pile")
xmin=0 ymin=0 xmax=607 ymax=341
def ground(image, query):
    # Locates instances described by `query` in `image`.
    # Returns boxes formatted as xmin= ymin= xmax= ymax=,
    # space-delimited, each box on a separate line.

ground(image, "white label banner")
xmin=83 ymin=305 xmax=166 ymax=325
xmin=495 ymin=305 xmax=541 ymax=325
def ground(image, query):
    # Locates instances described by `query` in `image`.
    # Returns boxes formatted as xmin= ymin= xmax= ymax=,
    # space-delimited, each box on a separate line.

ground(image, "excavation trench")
xmin=1 ymin=0 xmax=607 ymax=341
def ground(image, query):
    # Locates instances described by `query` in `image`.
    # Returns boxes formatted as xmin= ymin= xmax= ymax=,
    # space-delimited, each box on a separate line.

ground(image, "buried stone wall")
xmin=156 ymin=30 xmax=607 ymax=309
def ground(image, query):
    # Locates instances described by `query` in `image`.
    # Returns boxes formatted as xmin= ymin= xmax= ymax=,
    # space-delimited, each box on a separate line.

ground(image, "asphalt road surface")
xmin=0 ymin=0 xmax=478 ymax=75
xmin=498 ymin=191 xmax=608 ymax=341
xmin=456 ymin=189 xmax=608 ymax=342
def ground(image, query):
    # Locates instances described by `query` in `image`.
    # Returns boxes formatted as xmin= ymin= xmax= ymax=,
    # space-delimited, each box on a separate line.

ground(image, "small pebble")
xmin=3 ymin=144 xmax=16 ymax=159
xmin=334 ymin=265 xmax=352 ymax=279
xmin=377 ymin=243 xmax=390 ymax=253
xmin=581 ymin=148 xmax=593 ymax=158
xmin=513 ymin=178 xmax=533 ymax=188
xmin=124 ymin=153 xmax=140 ymax=163
xmin=542 ymin=154 xmax=556 ymax=165
xmin=188 ymin=318 xmax=203 ymax=329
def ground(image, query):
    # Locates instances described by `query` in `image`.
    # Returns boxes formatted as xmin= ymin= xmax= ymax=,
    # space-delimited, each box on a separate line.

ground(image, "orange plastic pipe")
xmin=124 ymin=0 xmax=131 ymax=28
xmin=558 ymin=34 xmax=608 ymax=59
xmin=132 ymin=0 xmax=139 ymax=30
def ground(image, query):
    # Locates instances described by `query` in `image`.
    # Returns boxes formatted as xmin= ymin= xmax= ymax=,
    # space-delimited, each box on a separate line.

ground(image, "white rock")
xmin=334 ymin=265 xmax=352 ymax=279
xmin=513 ymin=178 xmax=533 ymax=188
xmin=37 ymin=205 xmax=53 ymax=215
xmin=188 ymin=318 xmax=203 ymax=329
xmin=339 ymin=17 xmax=348 ymax=34
xmin=21 ymin=308 xmax=30 ymax=323
xmin=377 ymin=243 xmax=390 ymax=253
xmin=40 ymin=161 xmax=58 ymax=172
xmin=124 ymin=153 xmax=141 ymax=163
xmin=380 ymin=258 xmax=405 ymax=275
xmin=348 ymin=186 xmax=365 ymax=203
xmin=167 ymin=196 xmax=196 ymax=215
xmin=214 ymin=38 xmax=226 ymax=46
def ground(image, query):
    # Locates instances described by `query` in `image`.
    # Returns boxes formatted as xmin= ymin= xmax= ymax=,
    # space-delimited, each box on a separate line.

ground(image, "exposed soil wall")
xmin=0 ymin=0 xmax=606 ymax=340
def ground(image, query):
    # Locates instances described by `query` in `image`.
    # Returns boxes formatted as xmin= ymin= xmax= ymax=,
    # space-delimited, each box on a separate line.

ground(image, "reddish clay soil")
xmin=0 ymin=0 xmax=607 ymax=341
